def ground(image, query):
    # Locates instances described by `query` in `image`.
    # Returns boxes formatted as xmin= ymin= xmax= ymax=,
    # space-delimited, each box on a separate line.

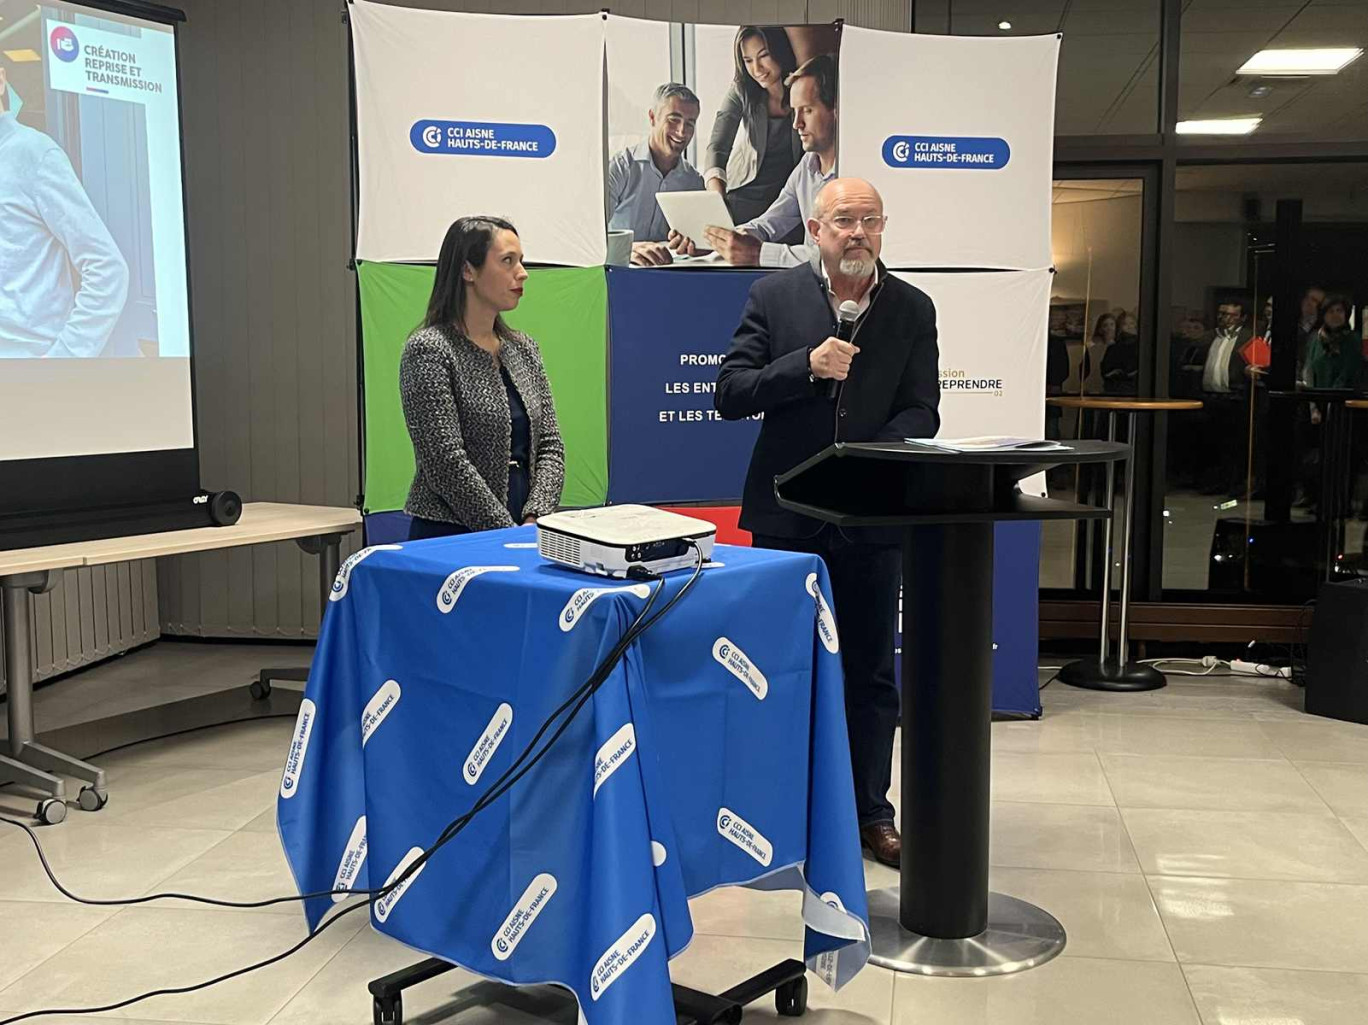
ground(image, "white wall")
xmin=1051 ymin=195 xmax=1142 ymax=318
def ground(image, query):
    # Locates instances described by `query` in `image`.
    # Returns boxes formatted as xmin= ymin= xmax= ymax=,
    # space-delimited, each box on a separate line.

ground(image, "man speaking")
xmin=714 ymin=178 xmax=939 ymax=867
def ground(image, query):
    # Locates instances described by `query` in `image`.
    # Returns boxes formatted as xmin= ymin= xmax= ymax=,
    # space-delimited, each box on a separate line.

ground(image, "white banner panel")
xmin=352 ymin=2 xmax=606 ymax=265
xmin=842 ymin=29 xmax=1059 ymax=270
xmin=606 ymin=15 xmax=672 ymax=159
xmin=897 ymin=269 xmax=1051 ymax=494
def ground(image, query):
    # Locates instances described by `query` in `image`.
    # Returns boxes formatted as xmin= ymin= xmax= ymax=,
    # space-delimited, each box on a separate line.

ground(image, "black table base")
xmin=863 ymin=523 xmax=1066 ymax=975
xmin=1058 ymin=659 xmax=1166 ymax=692
xmin=367 ymin=956 xmax=809 ymax=1024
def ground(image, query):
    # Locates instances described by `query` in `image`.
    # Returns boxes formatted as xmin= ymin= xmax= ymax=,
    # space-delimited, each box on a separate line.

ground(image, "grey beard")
xmin=838 ymin=254 xmax=874 ymax=277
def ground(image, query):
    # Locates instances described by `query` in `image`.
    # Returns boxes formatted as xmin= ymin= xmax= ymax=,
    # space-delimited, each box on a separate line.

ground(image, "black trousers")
xmin=752 ymin=527 xmax=901 ymax=827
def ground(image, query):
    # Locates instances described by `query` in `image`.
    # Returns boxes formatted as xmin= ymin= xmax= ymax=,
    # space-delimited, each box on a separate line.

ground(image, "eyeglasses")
xmin=824 ymin=214 xmax=888 ymax=235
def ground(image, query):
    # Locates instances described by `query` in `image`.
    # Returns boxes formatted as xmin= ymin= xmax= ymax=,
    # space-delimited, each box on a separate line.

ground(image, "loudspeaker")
xmin=208 ymin=490 xmax=242 ymax=527
xmin=1306 ymin=578 xmax=1368 ymax=725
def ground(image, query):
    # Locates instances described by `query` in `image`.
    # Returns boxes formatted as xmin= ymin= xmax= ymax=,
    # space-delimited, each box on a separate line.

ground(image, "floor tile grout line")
xmin=1123 ymin=814 xmax=1198 ymax=1019
xmin=1178 ymin=959 xmax=1368 ymax=978
xmin=0 ymin=902 xmax=127 ymax=1008
xmin=1282 ymin=759 xmax=1368 ymax=856
xmin=260 ymin=918 xmax=369 ymax=1025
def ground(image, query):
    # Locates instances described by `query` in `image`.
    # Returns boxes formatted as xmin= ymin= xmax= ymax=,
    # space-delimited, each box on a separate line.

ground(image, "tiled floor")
xmin=3 ymin=643 xmax=1368 ymax=1024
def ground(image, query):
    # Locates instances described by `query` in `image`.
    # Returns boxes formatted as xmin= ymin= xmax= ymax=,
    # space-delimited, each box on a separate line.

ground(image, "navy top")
xmin=502 ymin=366 xmax=530 ymax=466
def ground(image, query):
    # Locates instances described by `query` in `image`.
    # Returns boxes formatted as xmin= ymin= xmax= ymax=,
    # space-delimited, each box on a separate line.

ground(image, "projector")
xmin=537 ymin=506 xmax=716 ymax=577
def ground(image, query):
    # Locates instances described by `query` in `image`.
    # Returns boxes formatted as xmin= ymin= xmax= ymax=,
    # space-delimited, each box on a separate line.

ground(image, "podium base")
xmin=866 ymin=889 xmax=1066 ymax=977
xmin=1058 ymin=659 xmax=1166 ymax=692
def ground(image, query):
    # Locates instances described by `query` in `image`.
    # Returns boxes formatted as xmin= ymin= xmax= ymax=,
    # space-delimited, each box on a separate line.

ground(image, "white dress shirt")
xmin=1202 ymin=330 xmax=1241 ymax=393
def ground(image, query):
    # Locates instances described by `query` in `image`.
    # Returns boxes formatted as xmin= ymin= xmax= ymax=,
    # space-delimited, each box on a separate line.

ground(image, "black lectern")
xmin=775 ymin=439 xmax=1128 ymax=977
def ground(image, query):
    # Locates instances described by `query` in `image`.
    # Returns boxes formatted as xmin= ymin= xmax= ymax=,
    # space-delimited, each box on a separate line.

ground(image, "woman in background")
xmin=1081 ymin=312 xmax=1116 ymax=394
xmin=1102 ymin=311 xmax=1140 ymax=394
xmin=399 ymin=217 xmax=565 ymax=540
xmin=702 ymin=26 xmax=802 ymax=225
xmin=1303 ymin=294 xmax=1362 ymax=393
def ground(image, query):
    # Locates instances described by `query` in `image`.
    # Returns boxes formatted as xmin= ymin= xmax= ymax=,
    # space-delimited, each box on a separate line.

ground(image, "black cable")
xmin=0 ymin=900 xmax=370 ymax=1025
xmin=0 ymin=557 xmax=681 ymax=912
xmin=0 ymin=545 xmax=707 ymax=1024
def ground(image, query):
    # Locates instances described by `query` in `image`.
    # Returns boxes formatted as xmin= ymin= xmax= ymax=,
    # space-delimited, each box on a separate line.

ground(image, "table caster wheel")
xmin=36 ymin=799 xmax=67 ymax=826
xmin=250 ymin=679 xmax=272 ymax=700
xmin=775 ymin=975 xmax=807 ymax=1017
xmin=78 ymin=786 xmax=108 ymax=812
xmin=373 ymin=993 xmax=401 ymax=1025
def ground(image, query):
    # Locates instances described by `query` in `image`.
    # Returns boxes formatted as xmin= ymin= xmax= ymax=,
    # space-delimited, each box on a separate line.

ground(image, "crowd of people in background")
xmin=1046 ymin=287 xmax=1365 ymax=516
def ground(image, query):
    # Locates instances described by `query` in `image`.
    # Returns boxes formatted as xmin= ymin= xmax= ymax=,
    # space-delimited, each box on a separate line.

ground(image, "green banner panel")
xmin=358 ymin=261 xmax=608 ymax=514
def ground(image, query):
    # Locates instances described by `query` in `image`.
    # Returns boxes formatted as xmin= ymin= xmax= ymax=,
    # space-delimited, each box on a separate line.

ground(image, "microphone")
xmin=825 ymin=300 xmax=862 ymax=400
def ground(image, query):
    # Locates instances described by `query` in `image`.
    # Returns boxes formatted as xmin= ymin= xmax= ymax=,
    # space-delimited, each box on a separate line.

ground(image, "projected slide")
xmin=0 ymin=0 xmax=193 ymax=461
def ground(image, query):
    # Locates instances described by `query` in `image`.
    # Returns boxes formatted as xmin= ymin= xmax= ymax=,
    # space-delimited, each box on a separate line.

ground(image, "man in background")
xmin=1179 ymin=299 xmax=1255 ymax=494
xmin=606 ymin=82 xmax=704 ymax=267
xmin=714 ymin=178 xmax=939 ymax=867
xmin=675 ymin=55 xmax=839 ymax=269
xmin=0 ymin=62 xmax=129 ymax=358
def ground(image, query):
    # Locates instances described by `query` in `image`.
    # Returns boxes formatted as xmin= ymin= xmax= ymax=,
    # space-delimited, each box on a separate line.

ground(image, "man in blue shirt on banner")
xmin=714 ymin=177 xmax=940 ymax=867
xmin=606 ymin=82 xmax=704 ymax=266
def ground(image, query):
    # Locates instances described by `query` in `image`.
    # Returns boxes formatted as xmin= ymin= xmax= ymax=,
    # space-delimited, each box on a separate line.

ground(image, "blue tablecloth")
xmin=278 ymin=526 xmax=871 ymax=1025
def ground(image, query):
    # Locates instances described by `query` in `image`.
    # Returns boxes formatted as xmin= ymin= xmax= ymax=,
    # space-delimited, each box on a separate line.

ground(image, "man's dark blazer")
xmin=714 ymin=259 xmax=940 ymax=538
xmin=1176 ymin=328 xmax=1253 ymax=398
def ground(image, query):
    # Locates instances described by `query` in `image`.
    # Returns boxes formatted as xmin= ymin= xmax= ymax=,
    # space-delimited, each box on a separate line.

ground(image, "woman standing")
xmin=1303 ymin=294 xmax=1363 ymax=392
xmin=1082 ymin=312 xmax=1116 ymax=394
xmin=703 ymin=26 xmax=802 ymax=225
xmin=399 ymin=217 xmax=565 ymax=540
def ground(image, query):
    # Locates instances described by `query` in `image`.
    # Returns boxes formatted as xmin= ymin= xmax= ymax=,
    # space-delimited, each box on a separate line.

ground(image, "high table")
xmin=278 ymin=528 xmax=872 ymax=1025
xmin=0 ymin=503 xmax=360 ymax=825
xmin=774 ymin=439 xmax=1127 ymax=976
xmin=1047 ymin=397 xmax=1203 ymax=691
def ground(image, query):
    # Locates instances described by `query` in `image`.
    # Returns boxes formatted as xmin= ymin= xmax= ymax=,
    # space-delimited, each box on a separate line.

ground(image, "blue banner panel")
xmin=895 ymin=522 xmax=1043 ymax=719
xmin=990 ymin=521 xmax=1044 ymax=717
xmin=607 ymin=267 xmax=768 ymax=505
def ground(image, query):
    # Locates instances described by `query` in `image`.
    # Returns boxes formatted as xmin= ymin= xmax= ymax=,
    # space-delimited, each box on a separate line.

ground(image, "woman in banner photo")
xmin=703 ymin=26 xmax=803 ymax=225
xmin=399 ymin=217 xmax=565 ymax=541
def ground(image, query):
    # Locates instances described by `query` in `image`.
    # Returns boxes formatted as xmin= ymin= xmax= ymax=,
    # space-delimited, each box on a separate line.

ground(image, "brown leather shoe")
xmin=860 ymin=822 xmax=901 ymax=868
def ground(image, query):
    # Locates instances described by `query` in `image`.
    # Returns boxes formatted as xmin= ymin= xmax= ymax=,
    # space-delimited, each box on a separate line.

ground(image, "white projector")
xmin=537 ymin=505 xmax=716 ymax=577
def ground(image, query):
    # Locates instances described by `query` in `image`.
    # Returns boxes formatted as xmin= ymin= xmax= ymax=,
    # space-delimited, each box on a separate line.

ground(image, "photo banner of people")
xmin=605 ymin=17 xmax=841 ymax=269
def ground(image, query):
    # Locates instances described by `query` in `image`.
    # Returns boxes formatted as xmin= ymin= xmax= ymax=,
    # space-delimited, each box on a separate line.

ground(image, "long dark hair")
xmin=733 ymin=26 xmax=797 ymax=105
xmin=424 ymin=216 xmax=518 ymax=335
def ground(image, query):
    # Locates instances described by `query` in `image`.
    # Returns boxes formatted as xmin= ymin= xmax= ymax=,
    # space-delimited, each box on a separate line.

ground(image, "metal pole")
xmin=901 ymin=521 xmax=994 ymax=938
xmin=1098 ymin=411 xmax=1118 ymax=667
xmin=1117 ymin=411 xmax=1139 ymax=665
xmin=320 ymin=535 xmax=343 ymax=606
xmin=2 ymin=578 xmax=35 ymax=753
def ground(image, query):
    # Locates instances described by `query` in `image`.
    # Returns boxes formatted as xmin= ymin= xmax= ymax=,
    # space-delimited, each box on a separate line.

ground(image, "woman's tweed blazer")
xmin=399 ymin=324 xmax=565 ymax=529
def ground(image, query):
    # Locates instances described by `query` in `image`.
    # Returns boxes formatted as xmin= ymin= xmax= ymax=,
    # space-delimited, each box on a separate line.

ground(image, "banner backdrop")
xmin=358 ymin=262 xmax=608 ymax=514
xmin=606 ymin=267 xmax=766 ymax=505
xmin=351 ymin=2 xmax=607 ymax=265
xmin=897 ymin=269 xmax=1052 ymax=495
xmin=840 ymin=28 xmax=1059 ymax=270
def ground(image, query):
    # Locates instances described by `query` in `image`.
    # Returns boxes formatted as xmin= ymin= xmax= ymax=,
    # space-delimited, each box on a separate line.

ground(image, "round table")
xmin=1046 ymin=398 xmax=1204 ymax=691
